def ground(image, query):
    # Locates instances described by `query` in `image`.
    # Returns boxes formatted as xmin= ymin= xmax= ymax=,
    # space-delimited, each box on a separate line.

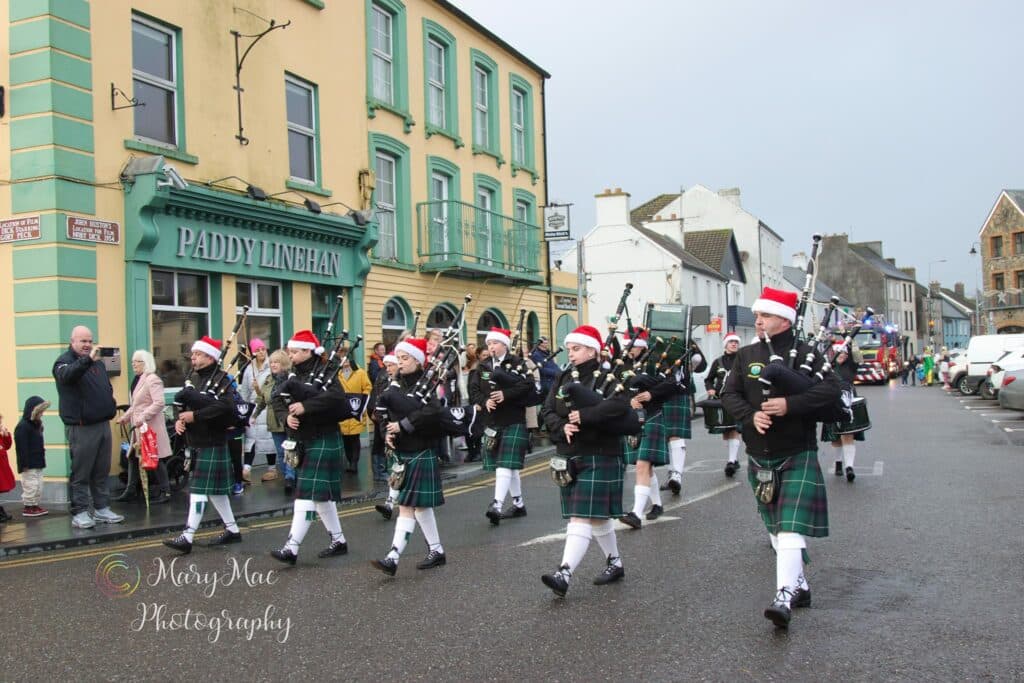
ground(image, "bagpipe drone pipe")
xmin=560 ymin=367 xmax=643 ymax=436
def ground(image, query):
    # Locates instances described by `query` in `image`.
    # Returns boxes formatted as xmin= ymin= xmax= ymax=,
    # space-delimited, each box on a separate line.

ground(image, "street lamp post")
xmin=928 ymin=259 xmax=947 ymax=348
xmin=969 ymin=243 xmax=985 ymax=335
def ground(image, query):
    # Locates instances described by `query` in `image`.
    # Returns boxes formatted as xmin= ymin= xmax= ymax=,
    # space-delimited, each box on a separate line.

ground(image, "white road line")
xmin=872 ymin=461 xmax=884 ymax=476
xmin=518 ymin=481 xmax=740 ymax=547
xmin=1003 ymin=427 xmax=1024 ymax=432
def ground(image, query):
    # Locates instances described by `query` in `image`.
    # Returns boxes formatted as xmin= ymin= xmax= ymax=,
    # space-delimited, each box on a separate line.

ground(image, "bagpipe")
xmin=558 ymin=367 xmax=642 ymax=436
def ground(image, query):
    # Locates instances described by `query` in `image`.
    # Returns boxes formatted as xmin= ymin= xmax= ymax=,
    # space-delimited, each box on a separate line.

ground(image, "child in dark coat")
xmin=15 ymin=396 xmax=49 ymax=517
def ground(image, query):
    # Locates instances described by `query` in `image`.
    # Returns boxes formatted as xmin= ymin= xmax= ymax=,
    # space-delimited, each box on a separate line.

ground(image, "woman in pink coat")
xmin=118 ymin=350 xmax=173 ymax=504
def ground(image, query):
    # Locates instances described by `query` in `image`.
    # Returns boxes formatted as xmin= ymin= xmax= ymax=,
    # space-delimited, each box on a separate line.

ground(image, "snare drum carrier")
xmin=700 ymin=351 xmax=741 ymax=434
xmin=830 ymin=345 xmax=871 ymax=435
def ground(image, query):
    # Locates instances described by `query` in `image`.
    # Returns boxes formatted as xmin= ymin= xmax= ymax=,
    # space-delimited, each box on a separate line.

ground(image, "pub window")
xmin=426 ymin=303 xmax=456 ymax=333
xmin=311 ymin=285 xmax=344 ymax=347
xmin=476 ymin=309 xmax=505 ymax=349
xmin=132 ymin=15 xmax=180 ymax=146
xmin=991 ymin=235 xmax=1003 ymax=258
xmin=152 ymin=269 xmax=208 ymax=388
xmin=381 ymin=297 xmax=409 ymax=349
xmin=236 ymin=279 xmax=282 ymax=352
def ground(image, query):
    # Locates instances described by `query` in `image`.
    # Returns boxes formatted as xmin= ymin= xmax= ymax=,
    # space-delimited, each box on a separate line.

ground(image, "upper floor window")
xmin=422 ymin=20 xmax=460 ymax=145
xmin=470 ymin=49 xmax=501 ymax=163
xmin=285 ymin=76 xmax=319 ymax=184
xmin=1016 ymin=271 xmax=1024 ymax=290
xmin=366 ymin=0 xmax=412 ymax=132
xmin=1014 ymin=232 xmax=1024 ymax=255
xmin=994 ymin=272 xmax=1005 ymax=290
xmin=370 ymin=5 xmax=394 ymax=105
xmin=509 ymin=74 xmax=537 ymax=181
xmin=511 ymin=88 xmax=525 ymax=164
xmin=132 ymin=16 xmax=179 ymax=146
xmin=992 ymin=235 xmax=1004 ymax=258
xmin=374 ymin=152 xmax=398 ymax=260
xmin=426 ymin=39 xmax=445 ymax=128
xmin=370 ymin=133 xmax=411 ymax=263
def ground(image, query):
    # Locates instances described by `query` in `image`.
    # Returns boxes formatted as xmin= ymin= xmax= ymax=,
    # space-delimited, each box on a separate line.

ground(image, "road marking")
xmin=1003 ymin=427 xmax=1024 ymax=432
xmin=873 ymin=461 xmax=884 ymax=476
xmin=518 ymin=481 xmax=740 ymax=547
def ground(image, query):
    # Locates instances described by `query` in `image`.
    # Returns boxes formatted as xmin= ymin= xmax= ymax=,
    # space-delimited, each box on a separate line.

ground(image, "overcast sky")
xmin=453 ymin=0 xmax=1022 ymax=298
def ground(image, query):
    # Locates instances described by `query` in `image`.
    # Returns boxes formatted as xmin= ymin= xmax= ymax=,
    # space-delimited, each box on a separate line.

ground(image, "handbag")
xmin=138 ymin=424 xmax=159 ymax=470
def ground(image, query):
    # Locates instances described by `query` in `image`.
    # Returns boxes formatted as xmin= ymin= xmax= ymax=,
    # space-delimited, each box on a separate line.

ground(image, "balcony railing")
xmin=986 ymin=291 xmax=1024 ymax=309
xmin=415 ymin=200 xmax=543 ymax=283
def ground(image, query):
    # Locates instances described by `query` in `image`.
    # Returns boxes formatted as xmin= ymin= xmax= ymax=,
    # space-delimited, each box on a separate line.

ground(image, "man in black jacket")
xmin=720 ymin=287 xmax=840 ymax=630
xmin=52 ymin=326 xmax=122 ymax=529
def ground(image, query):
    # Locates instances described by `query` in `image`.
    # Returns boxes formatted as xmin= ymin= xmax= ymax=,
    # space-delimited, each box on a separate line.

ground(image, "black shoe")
xmin=645 ymin=504 xmax=663 ymax=521
xmin=375 ymin=503 xmax=393 ymax=521
xmin=0 ymin=508 xmax=9 ymax=523
xmin=163 ymin=534 xmax=192 ymax=554
xmin=668 ymin=477 xmax=682 ymax=496
xmin=371 ymin=556 xmax=398 ymax=576
xmin=619 ymin=512 xmax=642 ymax=529
xmin=764 ymin=589 xmax=794 ymax=628
xmin=150 ymin=491 xmax=172 ymax=505
xmin=593 ymin=557 xmax=625 ymax=585
xmin=415 ymin=549 xmax=447 ymax=570
xmin=725 ymin=461 xmax=739 ymax=477
xmin=270 ymin=548 xmax=298 ymax=565
xmin=317 ymin=540 xmax=348 ymax=558
xmin=541 ymin=566 xmax=570 ymax=597
xmin=284 ymin=482 xmax=295 ymax=495
xmin=790 ymin=587 xmax=811 ymax=609
xmin=500 ymin=505 xmax=527 ymax=519
xmin=485 ymin=502 xmax=502 ymax=526
xmin=834 ymin=461 xmax=843 ymax=476
xmin=112 ymin=489 xmax=138 ymax=503
xmin=207 ymin=529 xmax=242 ymax=546
xmin=845 ymin=466 xmax=856 ymax=482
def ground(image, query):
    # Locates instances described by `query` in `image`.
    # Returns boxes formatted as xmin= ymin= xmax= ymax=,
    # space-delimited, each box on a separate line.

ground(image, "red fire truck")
xmin=852 ymin=320 xmax=903 ymax=385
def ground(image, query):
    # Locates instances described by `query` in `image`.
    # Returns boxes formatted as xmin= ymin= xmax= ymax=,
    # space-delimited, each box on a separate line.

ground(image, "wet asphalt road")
xmin=1 ymin=383 xmax=1021 ymax=681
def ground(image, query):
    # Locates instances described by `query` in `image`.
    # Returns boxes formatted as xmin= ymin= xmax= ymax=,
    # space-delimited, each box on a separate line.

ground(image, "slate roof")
xmin=630 ymin=193 xmax=680 ymax=224
xmin=782 ymin=266 xmax=853 ymax=307
xmin=1004 ymin=190 xmax=1024 ymax=214
xmin=848 ymin=244 xmax=914 ymax=281
xmin=685 ymin=229 xmax=731 ymax=270
xmin=940 ymin=289 xmax=974 ymax=315
xmin=941 ymin=298 xmax=969 ymax=319
xmin=631 ymin=224 xmax=727 ymax=281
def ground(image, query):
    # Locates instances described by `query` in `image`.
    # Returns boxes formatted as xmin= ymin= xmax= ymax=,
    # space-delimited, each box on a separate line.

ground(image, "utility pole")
xmin=576 ymin=238 xmax=586 ymax=328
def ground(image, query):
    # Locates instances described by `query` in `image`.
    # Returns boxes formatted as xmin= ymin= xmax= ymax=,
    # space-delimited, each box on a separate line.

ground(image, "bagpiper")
xmin=704 ymin=332 xmax=743 ymax=477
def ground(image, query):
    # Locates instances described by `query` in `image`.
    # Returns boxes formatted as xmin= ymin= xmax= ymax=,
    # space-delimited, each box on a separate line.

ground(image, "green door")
xmin=555 ymin=313 xmax=576 ymax=365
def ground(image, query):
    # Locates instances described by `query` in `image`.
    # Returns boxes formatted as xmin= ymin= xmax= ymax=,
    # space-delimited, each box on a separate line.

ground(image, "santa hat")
xmin=723 ymin=332 xmax=741 ymax=345
xmin=564 ymin=324 xmax=603 ymax=352
xmin=485 ymin=327 xmax=512 ymax=348
xmin=623 ymin=328 xmax=648 ymax=349
xmin=288 ymin=329 xmax=324 ymax=355
xmin=833 ymin=341 xmax=849 ymax=354
xmin=395 ymin=337 xmax=428 ymax=364
xmin=751 ymin=287 xmax=798 ymax=324
xmin=191 ymin=335 xmax=222 ymax=360
xmin=383 ymin=353 xmax=398 ymax=365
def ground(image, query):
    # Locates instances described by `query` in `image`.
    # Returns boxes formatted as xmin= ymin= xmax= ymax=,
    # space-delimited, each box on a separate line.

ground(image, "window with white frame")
xmin=374 ymin=152 xmax=398 ymax=259
xmin=371 ymin=4 xmax=394 ymax=104
xmin=511 ymin=87 xmax=526 ymax=165
xmin=236 ymin=280 xmax=282 ymax=352
xmin=473 ymin=66 xmax=489 ymax=147
xmin=513 ymin=199 xmax=530 ymax=268
xmin=382 ymin=298 xmax=408 ymax=349
xmin=132 ymin=16 xmax=178 ymax=145
xmin=477 ymin=186 xmax=494 ymax=262
xmin=426 ymin=38 xmax=446 ymax=128
xmin=285 ymin=76 xmax=317 ymax=183
xmin=428 ymin=171 xmax=451 ymax=257
xmin=151 ymin=269 xmax=208 ymax=388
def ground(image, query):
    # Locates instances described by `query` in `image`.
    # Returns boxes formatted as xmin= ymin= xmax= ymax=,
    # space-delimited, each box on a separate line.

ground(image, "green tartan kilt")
xmin=747 ymin=450 xmax=829 ymax=538
xmin=661 ymin=394 xmax=692 ymax=439
xmin=482 ymin=422 xmax=529 ymax=471
xmin=820 ymin=421 xmax=867 ymax=443
xmin=189 ymin=444 xmax=232 ymax=496
xmin=392 ymin=448 xmax=444 ymax=508
xmin=559 ymin=455 xmax=624 ymax=520
xmin=623 ymin=411 xmax=670 ymax=465
xmin=295 ymin=431 xmax=343 ymax=502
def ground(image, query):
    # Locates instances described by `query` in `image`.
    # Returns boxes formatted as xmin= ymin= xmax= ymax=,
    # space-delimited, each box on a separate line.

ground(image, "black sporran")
xmin=482 ymin=426 xmax=500 ymax=456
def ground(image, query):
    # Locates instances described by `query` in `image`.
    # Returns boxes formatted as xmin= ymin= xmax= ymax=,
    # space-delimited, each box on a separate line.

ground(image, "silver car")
xmin=997 ymin=370 xmax=1024 ymax=411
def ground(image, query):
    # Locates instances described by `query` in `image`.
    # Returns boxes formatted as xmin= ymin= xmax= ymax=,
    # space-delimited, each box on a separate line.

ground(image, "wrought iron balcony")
xmin=415 ymin=200 xmax=543 ymax=284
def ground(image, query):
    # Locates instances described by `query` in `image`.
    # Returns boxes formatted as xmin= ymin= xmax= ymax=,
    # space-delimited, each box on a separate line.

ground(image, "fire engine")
xmin=851 ymin=318 xmax=903 ymax=385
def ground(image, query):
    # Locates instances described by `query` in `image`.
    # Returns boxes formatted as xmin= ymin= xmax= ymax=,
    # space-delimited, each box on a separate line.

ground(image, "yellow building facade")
xmin=1 ymin=0 xmax=582 ymax=497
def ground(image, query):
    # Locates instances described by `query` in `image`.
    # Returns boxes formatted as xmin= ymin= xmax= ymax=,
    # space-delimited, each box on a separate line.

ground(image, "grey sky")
xmin=453 ymin=0 xmax=1021 ymax=298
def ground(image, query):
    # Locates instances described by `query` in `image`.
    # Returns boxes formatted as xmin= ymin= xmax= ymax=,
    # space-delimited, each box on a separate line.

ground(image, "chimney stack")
xmin=594 ymin=187 xmax=632 ymax=227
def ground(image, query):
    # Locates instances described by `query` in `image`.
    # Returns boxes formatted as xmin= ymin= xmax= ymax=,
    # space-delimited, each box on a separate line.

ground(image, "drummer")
xmin=704 ymin=332 xmax=743 ymax=477
xmin=821 ymin=338 xmax=864 ymax=482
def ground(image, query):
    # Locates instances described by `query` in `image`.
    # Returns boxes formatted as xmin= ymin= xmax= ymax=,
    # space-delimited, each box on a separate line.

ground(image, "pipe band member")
xmin=720 ymin=287 xmax=840 ymax=629
xmin=270 ymin=330 xmax=354 ymax=565
xmin=164 ymin=336 xmax=241 ymax=554
xmin=370 ymin=337 xmax=448 ymax=576
xmin=706 ymin=333 xmax=743 ymax=477
xmin=539 ymin=325 xmax=632 ymax=598
xmin=820 ymin=339 xmax=864 ymax=483
xmin=469 ymin=326 xmax=535 ymax=525
xmin=660 ymin=338 xmax=706 ymax=497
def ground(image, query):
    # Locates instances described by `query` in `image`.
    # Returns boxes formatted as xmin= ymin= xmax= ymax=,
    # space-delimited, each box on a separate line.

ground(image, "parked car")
xmin=983 ymin=346 xmax=1024 ymax=399
xmin=956 ymin=334 xmax=1024 ymax=395
xmin=997 ymin=370 xmax=1024 ymax=411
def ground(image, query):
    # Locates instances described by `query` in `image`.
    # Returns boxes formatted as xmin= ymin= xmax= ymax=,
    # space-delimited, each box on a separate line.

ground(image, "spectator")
xmin=367 ymin=342 xmax=386 ymax=383
xmin=922 ymin=347 xmax=936 ymax=386
xmin=118 ymin=350 xmax=173 ymax=504
xmin=253 ymin=349 xmax=296 ymax=494
xmin=14 ymin=399 xmax=48 ymax=517
xmin=0 ymin=412 xmax=15 ymax=521
xmin=53 ymin=326 xmax=123 ymax=528
xmin=939 ymin=346 xmax=952 ymax=391
xmin=240 ymin=338 xmax=277 ymax=482
xmin=907 ymin=354 xmax=919 ymax=387
xmin=530 ymin=337 xmax=561 ymax=397
xmin=338 ymin=354 xmax=372 ymax=473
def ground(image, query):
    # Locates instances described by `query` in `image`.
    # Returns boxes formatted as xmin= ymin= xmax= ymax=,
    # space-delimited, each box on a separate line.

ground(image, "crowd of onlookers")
xmin=899 ymin=346 xmax=955 ymax=389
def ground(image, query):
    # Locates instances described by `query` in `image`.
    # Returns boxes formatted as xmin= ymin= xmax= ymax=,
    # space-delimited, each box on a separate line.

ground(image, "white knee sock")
xmin=727 ymin=437 xmax=741 ymax=463
xmin=315 ymin=501 xmax=345 ymax=543
xmin=285 ymin=499 xmax=318 ymax=553
xmin=832 ymin=443 xmax=842 ymax=463
xmin=592 ymin=520 xmax=622 ymax=567
xmin=769 ymin=533 xmax=779 ymax=551
xmin=494 ymin=468 xmax=512 ymax=507
xmin=631 ymin=485 xmax=651 ymax=517
xmin=842 ymin=443 xmax=856 ymax=469
xmin=776 ymin=532 xmax=806 ymax=593
xmin=669 ymin=440 xmax=686 ymax=479
xmin=387 ymin=515 xmax=417 ymax=561
xmin=509 ymin=470 xmax=524 ymax=506
xmin=183 ymin=494 xmax=207 ymax=542
xmin=386 ymin=487 xmax=398 ymax=508
xmin=649 ymin=472 xmax=663 ymax=506
xmin=414 ymin=508 xmax=443 ymax=552
xmin=560 ymin=521 xmax=593 ymax=574
xmin=207 ymin=495 xmax=239 ymax=533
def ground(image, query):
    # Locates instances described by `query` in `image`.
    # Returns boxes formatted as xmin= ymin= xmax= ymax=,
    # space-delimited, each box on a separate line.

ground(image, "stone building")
xmin=977 ymin=190 xmax=1024 ymax=333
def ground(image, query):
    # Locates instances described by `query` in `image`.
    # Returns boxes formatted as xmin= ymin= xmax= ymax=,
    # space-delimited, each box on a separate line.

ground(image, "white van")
xmin=957 ymin=334 xmax=1024 ymax=394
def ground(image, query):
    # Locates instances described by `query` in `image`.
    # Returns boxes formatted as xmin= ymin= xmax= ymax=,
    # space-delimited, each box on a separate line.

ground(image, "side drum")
xmin=835 ymin=396 xmax=871 ymax=434
xmin=702 ymin=399 xmax=739 ymax=435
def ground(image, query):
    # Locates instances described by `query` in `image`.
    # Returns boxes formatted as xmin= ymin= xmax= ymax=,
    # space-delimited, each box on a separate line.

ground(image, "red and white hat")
xmin=395 ymin=337 xmax=428 ymax=364
xmin=724 ymin=332 xmax=741 ymax=345
xmin=191 ymin=335 xmax=222 ymax=360
xmin=288 ymin=329 xmax=324 ymax=355
xmin=833 ymin=341 xmax=849 ymax=354
xmin=564 ymin=324 xmax=603 ymax=352
xmin=383 ymin=353 xmax=398 ymax=365
xmin=751 ymin=287 xmax=798 ymax=324
xmin=485 ymin=327 xmax=512 ymax=347
xmin=623 ymin=328 xmax=648 ymax=349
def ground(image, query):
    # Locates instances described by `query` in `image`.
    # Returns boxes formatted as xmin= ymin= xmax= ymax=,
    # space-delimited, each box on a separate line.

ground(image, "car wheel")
xmin=957 ymin=376 xmax=976 ymax=395
xmin=980 ymin=382 xmax=996 ymax=400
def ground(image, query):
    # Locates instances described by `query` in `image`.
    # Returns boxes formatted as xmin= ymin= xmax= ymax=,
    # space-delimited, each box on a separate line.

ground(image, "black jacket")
xmin=720 ymin=328 xmax=840 ymax=459
xmin=272 ymin=356 xmax=352 ymax=441
xmin=178 ymin=362 xmax=235 ymax=447
xmin=622 ymin=354 xmax=680 ymax=415
xmin=704 ymin=352 xmax=738 ymax=393
xmin=541 ymin=358 xmax=630 ymax=457
xmin=14 ymin=395 xmax=47 ymax=472
xmin=52 ymin=347 xmax=117 ymax=426
xmin=467 ymin=354 xmax=533 ymax=427
xmin=377 ymin=369 xmax=443 ymax=452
